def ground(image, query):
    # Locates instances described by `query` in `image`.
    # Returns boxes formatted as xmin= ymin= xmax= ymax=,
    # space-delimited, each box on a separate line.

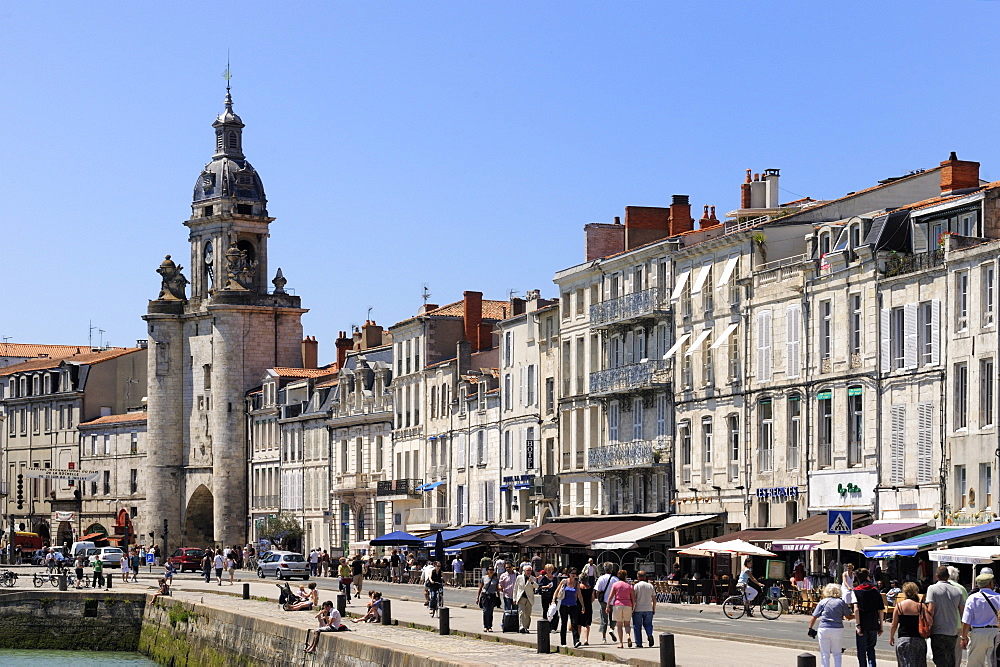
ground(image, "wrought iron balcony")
xmin=590 ymin=287 xmax=669 ymax=329
xmin=589 ymin=359 xmax=670 ymax=396
xmin=587 ymin=439 xmax=665 ymax=472
xmin=376 ymin=478 xmax=423 ymax=498
xmin=884 ymin=249 xmax=945 ymax=278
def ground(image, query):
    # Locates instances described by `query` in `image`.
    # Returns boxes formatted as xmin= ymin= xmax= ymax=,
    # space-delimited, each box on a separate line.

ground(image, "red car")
xmin=167 ymin=547 xmax=205 ymax=572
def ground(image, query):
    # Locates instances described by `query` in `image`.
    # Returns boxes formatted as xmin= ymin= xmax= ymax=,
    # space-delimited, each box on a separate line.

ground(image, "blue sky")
xmin=3 ymin=1 xmax=999 ymax=360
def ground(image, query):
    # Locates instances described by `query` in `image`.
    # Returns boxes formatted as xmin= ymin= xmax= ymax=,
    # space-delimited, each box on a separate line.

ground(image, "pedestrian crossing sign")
xmin=827 ymin=510 xmax=852 ymax=535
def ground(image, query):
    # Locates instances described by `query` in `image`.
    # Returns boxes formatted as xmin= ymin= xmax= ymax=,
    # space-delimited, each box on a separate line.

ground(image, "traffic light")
xmin=16 ymin=474 xmax=23 ymax=510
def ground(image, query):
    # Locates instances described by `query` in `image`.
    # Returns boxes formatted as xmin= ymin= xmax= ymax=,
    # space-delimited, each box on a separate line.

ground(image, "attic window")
xmin=216 ymin=132 xmax=224 ymax=151
xmin=228 ymin=131 xmax=238 ymax=149
xmin=237 ymin=204 xmax=253 ymax=215
xmin=203 ymin=205 xmax=214 ymax=217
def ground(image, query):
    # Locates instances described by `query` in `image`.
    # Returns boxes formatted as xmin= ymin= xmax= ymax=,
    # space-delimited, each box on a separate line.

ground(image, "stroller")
xmin=276 ymin=582 xmax=294 ymax=607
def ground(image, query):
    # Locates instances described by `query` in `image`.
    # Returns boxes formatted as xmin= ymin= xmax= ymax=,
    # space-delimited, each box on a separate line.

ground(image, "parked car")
xmin=167 ymin=547 xmax=205 ymax=573
xmin=256 ymin=551 xmax=308 ymax=580
xmin=94 ymin=547 xmax=124 ymax=568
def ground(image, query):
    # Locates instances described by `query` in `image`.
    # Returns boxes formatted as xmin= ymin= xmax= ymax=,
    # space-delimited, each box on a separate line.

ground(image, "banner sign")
xmin=24 ymin=467 xmax=99 ymax=481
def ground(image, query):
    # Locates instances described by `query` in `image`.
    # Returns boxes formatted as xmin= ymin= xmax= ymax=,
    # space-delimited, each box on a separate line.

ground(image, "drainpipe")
xmin=874 ymin=270 xmax=884 ymax=522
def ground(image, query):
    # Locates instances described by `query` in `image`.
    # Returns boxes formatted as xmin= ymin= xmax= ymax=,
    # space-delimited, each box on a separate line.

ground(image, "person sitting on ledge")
xmin=353 ymin=591 xmax=383 ymax=623
xmin=150 ymin=577 xmax=170 ymax=604
xmin=304 ymin=601 xmax=350 ymax=653
xmin=285 ymin=582 xmax=318 ymax=611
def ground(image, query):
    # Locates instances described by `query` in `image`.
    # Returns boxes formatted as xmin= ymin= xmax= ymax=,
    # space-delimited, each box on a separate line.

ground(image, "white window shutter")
xmin=930 ymin=300 xmax=941 ymax=365
xmin=757 ymin=311 xmax=772 ymax=382
xmin=880 ymin=309 xmax=891 ymax=373
xmin=486 ymin=484 xmax=495 ymax=522
xmin=890 ymin=405 xmax=905 ymax=483
xmin=786 ymin=305 xmax=800 ymax=379
xmin=624 ymin=331 xmax=634 ymax=364
xmin=904 ymin=303 xmax=918 ymax=369
xmin=456 ymin=435 xmax=466 ymax=468
xmin=917 ymin=402 xmax=933 ymax=482
xmin=519 ymin=366 xmax=526 ymax=407
xmin=478 ymin=482 xmax=485 ymax=522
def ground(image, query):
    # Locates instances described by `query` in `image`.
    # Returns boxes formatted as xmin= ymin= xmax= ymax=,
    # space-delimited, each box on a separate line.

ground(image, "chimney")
xmin=463 ymin=291 xmax=484 ymax=352
xmin=510 ymin=298 xmax=525 ymax=317
xmin=763 ymin=168 xmax=780 ymax=208
xmin=750 ymin=173 xmax=767 ymax=208
xmin=740 ymin=169 xmax=752 ymax=209
xmin=456 ymin=340 xmax=472 ymax=376
xmin=584 ymin=221 xmax=625 ymax=260
xmin=668 ymin=195 xmax=693 ymax=235
xmin=625 ymin=206 xmax=671 ymax=249
xmin=361 ymin=320 xmax=384 ymax=349
xmin=417 ymin=303 xmax=439 ymax=315
xmin=940 ymin=152 xmax=980 ymax=194
xmin=335 ymin=331 xmax=352 ymax=369
xmin=699 ymin=205 xmax=711 ymax=229
xmin=301 ymin=336 xmax=318 ymax=369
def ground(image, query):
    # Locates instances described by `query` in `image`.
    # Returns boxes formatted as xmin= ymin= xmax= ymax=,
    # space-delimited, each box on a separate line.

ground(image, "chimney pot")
xmin=614 ymin=216 xmax=621 ymax=225
xmin=940 ymin=152 xmax=980 ymax=194
xmin=301 ymin=336 xmax=318 ymax=370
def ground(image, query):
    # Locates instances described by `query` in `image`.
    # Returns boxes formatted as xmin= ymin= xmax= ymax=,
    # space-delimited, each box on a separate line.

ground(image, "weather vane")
xmin=223 ymin=52 xmax=232 ymax=91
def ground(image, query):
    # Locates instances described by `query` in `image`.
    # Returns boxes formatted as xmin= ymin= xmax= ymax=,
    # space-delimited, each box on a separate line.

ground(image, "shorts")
xmin=612 ymin=605 xmax=633 ymax=623
xmin=353 ymin=575 xmax=363 ymax=587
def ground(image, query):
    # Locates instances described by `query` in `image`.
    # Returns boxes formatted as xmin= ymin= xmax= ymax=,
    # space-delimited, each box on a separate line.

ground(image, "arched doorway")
xmin=56 ymin=521 xmax=75 ymax=548
xmin=34 ymin=520 xmax=50 ymax=544
xmin=184 ymin=485 xmax=214 ymax=548
xmin=84 ymin=523 xmax=109 ymax=545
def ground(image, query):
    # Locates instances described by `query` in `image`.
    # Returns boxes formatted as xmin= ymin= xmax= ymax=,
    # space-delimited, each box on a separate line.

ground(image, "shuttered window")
xmin=608 ymin=402 xmax=620 ymax=443
xmin=904 ymin=303 xmax=918 ymax=369
xmin=890 ymin=406 xmax=905 ymax=484
xmin=786 ymin=305 xmax=801 ymax=379
xmin=757 ymin=311 xmax=772 ymax=382
xmin=880 ymin=308 xmax=892 ymax=373
xmin=917 ymin=402 xmax=934 ymax=483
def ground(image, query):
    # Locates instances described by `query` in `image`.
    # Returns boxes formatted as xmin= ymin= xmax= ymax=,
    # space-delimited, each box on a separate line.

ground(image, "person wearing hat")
xmin=961 ymin=572 xmax=1000 ymax=666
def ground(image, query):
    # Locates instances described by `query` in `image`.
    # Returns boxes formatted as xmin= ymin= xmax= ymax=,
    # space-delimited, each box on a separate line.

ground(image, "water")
xmin=0 ymin=649 xmax=157 ymax=665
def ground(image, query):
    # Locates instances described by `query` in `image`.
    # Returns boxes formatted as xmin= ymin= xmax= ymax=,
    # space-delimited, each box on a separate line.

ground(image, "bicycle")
xmin=0 ymin=570 xmax=18 ymax=587
xmin=428 ymin=583 xmax=444 ymax=617
xmin=33 ymin=572 xmax=60 ymax=588
xmin=722 ymin=583 xmax=782 ymax=620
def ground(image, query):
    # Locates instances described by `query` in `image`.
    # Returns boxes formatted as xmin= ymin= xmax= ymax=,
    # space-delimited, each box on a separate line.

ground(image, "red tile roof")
xmin=271 ymin=366 xmax=337 ymax=378
xmin=0 ymin=343 xmax=91 ymax=359
xmin=426 ymin=300 xmax=510 ymax=320
xmin=0 ymin=347 xmax=142 ymax=376
xmin=79 ymin=412 xmax=147 ymax=427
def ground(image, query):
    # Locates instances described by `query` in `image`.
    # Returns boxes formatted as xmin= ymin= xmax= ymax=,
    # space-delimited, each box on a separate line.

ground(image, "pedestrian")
xmin=595 ymin=563 xmax=619 ymax=643
xmin=129 ymin=549 xmax=141 ymax=582
xmin=555 ymin=568 xmax=582 ymax=647
xmin=608 ymin=570 xmax=634 ymax=649
xmin=153 ymin=544 xmax=161 ymax=567
xmin=582 ymin=558 xmax=598 ymax=587
xmin=351 ymin=554 xmax=365 ymax=597
xmin=338 ymin=558 xmax=353 ymax=602
xmin=531 ymin=552 xmax=543 ymax=574
xmin=164 ymin=560 xmax=177 ymax=589
xmin=945 ymin=566 xmax=968 ymax=666
xmin=477 ymin=565 xmax=500 ymax=632
xmin=631 ymin=570 xmax=656 ymax=649
xmin=390 ymin=550 xmax=401 ymax=583
xmin=309 ymin=549 xmax=319 ymax=577
xmin=120 ymin=553 xmax=131 ymax=584
xmin=499 ymin=562 xmax=517 ymax=612
xmin=851 ymin=568 xmax=885 ymax=667
xmin=513 ymin=565 xmax=537 ymax=634
xmin=891 ymin=581 xmax=927 ymax=667
xmin=452 ymin=555 xmax=464 ymax=588
xmin=577 ymin=576 xmax=594 ymax=646
xmin=74 ymin=553 xmax=87 ymax=590
xmin=202 ymin=549 xmax=213 ymax=583
xmin=925 ymin=566 xmax=963 ymax=667
xmin=91 ymin=554 xmax=104 ymax=588
xmin=961 ymin=572 xmax=1000 ymax=667
xmin=842 ymin=563 xmax=856 ymax=607
xmin=320 ymin=550 xmax=330 ymax=578
xmin=214 ymin=549 xmax=225 ymax=586
xmin=538 ymin=564 xmax=558 ymax=634
xmin=227 ymin=553 xmax=237 ymax=585
xmin=809 ymin=583 xmax=855 ymax=667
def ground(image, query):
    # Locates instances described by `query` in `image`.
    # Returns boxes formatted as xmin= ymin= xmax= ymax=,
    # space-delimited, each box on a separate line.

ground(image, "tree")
xmin=258 ymin=513 xmax=303 ymax=549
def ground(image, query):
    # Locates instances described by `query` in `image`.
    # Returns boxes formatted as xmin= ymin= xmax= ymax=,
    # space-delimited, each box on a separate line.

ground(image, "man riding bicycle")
xmin=738 ymin=557 xmax=763 ymax=616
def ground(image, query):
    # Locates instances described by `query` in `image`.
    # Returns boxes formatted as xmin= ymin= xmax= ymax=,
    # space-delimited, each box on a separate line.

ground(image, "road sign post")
xmin=827 ymin=511 xmax=853 ymax=580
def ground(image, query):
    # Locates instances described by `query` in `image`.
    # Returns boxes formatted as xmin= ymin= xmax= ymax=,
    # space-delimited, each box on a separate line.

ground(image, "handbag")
xmin=918 ymin=601 xmax=933 ymax=639
xmin=547 ymin=601 xmax=559 ymax=621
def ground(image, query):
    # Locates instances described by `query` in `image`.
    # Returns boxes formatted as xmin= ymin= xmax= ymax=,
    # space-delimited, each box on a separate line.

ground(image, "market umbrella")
xmin=713 ymin=539 xmax=777 ymax=558
xmin=434 ymin=531 xmax=447 ymax=562
xmin=677 ymin=540 xmax=727 ymax=557
xmin=515 ymin=530 xmax=586 ymax=548
xmin=475 ymin=531 xmax=519 ymax=545
xmin=369 ymin=530 xmax=425 ymax=547
xmin=810 ymin=533 xmax=886 ymax=553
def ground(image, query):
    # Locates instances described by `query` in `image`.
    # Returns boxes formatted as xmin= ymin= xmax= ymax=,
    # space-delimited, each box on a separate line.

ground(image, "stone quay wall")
xmin=0 ymin=591 xmax=146 ymax=651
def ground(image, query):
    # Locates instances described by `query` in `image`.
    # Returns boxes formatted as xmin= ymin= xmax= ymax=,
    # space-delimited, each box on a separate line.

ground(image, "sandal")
xmin=628 ymin=638 xmax=632 ymax=648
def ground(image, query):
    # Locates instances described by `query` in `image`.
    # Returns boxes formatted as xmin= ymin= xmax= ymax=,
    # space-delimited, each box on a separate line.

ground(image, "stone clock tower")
xmin=144 ymin=88 xmax=306 ymax=550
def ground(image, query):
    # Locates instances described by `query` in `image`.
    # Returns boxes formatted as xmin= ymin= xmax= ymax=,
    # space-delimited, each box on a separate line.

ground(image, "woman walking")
xmin=807 ymin=583 xmax=855 ymax=667
xmin=889 ymin=582 xmax=927 ymax=667
xmin=555 ymin=569 xmax=582 ymax=647
xmin=841 ymin=563 xmax=856 ymax=606
xmin=477 ymin=565 xmax=500 ymax=632
xmin=607 ymin=570 xmax=635 ymax=648
xmin=201 ymin=549 xmax=213 ymax=583
xmin=577 ymin=578 xmax=594 ymax=646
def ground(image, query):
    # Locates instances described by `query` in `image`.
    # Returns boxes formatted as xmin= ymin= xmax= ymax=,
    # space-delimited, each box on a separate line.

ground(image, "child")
xmin=304 ymin=601 xmax=349 ymax=653
xmin=285 ymin=582 xmax=318 ymax=611
xmin=353 ymin=591 xmax=383 ymax=623
xmin=164 ymin=560 xmax=177 ymax=589
xmin=150 ymin=577 xmax=171 ymax=604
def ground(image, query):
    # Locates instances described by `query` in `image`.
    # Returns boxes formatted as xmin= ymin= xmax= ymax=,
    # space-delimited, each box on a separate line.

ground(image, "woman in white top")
xmin=120 ymin=553 xmax=131 ymax=583
xmin=840 ymin=563 xmax=855 ymax=606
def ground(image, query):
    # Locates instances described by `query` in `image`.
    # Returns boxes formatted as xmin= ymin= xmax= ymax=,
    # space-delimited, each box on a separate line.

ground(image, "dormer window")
xmin=228 ymin=131 xmax=238 ymax=149
xmin=203 ymin=205 xmax=214 ymax=217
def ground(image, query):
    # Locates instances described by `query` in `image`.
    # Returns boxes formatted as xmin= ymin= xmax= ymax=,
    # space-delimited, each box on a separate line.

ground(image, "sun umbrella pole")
xmin=837 ymin=534 xmax=842 ymax=581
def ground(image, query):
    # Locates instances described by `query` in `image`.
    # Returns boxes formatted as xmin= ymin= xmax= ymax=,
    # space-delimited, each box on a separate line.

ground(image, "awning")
xmin=422 ymin=525 xmax=490 ymax=546
xmin=853 ymin=521 xmax=929 ymax=538
xmin=715 ymin=256 xmax=740 ymax=290
xmin=690 ymin=264 xmax=713 ymax=294
xmin=78 ymin=533 xmax=106 ymax=542
xmin=670 ymin=271 xmax=690 ymax=301
xmin=663 ymin=333 xmax=691 ymax=360
xmin=515 ymin=519 xmax=656 ymax=549
xmin=445 ymin=541 xmax=480 ymax=554
xmin=929 ymin=546 xmax=1000 ymax=565
xmin=685 ymin=329 xmax=713 ymax=355
xmin=591 ymin=514 xmax=718 ymax=551
xmin=863 ymin=522 xmax=1000 ymax=558
xmin=710 ymin=322 xmax=740 ymax=349
xmin=420 ymin=481 xmax=445 ymax=492
xmin=770 ymin=539 xmax=822 ymax=552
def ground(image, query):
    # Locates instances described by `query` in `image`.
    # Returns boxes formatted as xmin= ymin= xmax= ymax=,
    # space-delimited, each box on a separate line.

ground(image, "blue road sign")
xmin=145 ymin=553 xmax=155 ymax=564
xmin=827 ymin=510 xmax=853 ymax=535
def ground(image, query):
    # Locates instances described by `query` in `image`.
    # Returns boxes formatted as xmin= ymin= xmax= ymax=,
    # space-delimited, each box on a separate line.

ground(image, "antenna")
xmin=421 ymin=284 xmax=431 ymax=305
xmin=89 ymin=320 xmax=98 ymax=349
xmin=366 ymin=306 xmax=373 ymax=322
xmin=98 ymin=329 xmax=106 ymax=349
xmin=1 ymin=336 xmax=11 ymax=344
xmin=507 ymin=288 xmax=521 ymax=300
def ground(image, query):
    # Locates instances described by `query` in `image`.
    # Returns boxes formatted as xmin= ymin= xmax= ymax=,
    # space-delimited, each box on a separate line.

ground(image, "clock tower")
xmin=143 ymin=87 xmax=307 ymax=551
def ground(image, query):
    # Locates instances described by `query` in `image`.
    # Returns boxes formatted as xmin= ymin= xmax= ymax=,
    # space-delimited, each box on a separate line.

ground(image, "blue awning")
xmin=863 ymin=522 xmax=1000 ymax=558
xmin=422 ymin=481 xmax=445 ymax=492
xmin=422 ymin=525 xmax=491 ymax=546
xmin=445 ymin=541 xmax=480 ymax=554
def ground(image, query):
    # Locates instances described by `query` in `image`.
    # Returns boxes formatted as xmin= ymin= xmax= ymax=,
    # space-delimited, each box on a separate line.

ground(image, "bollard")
xmin=58 ymin=574 xmax=67 ymax=591
xmin=659 ymin=633 xmax=675 ymax=667
xmin=381 ymin=599 xmax=392 ymax=625
xmin=536 ymin=619 xmax=551 ymax=654
xmin=337 ymin=593 xmax=347 ymax=618
xmin=439 ymin=607 xmax=450 ymax=635
xmin=242 ymin=583 xmax=250 ymax=600
xmin=106 ymin=572 xmax=112 ymax=590
xmin=797 ymin=654 xmax=817 ymax=667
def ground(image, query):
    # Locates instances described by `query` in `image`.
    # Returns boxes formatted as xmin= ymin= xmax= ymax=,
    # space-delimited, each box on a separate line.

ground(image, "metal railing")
xmin=332 ymin=473 xmax=379 ymax=492
xmin=587 ymin=440 xmax=660 ymax=471
xmin=590 ymin=359 xmax=670 ymax=396
xmin=590 ymin=287 xmax=669 ymax=328
xmin=376 ymin=479 xmax=423 ymax=497
xmin=884 ymin=249 xmax=945 ymax=278
xmin=252 ymin=495 xmax=279 ymax=508
xmin=725 ymin=215 xmax=770 ymax=235
xmin=407 ymin=506 xmax=448 ymax=525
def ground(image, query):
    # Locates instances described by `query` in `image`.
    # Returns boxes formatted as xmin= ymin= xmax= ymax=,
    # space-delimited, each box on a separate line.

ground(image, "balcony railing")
xmin=587 ymin=439 xmax=663 ymax=472
xmin=376 ymin=479 xmax=423 ymax=498
xmin=252 ymin=495 xmax=279 ymax=508
xmin=884 ymin=249 xmax=945 ymax=278
xmin=407 ymin=506 xmax=448 ymax=525
xmin=590 ymin=287 xmax=669 ymax=328
xmin=331 ymin=473 xmax=379 ymax=494
xmin=590 ymin=359 xmax=670 ymax=396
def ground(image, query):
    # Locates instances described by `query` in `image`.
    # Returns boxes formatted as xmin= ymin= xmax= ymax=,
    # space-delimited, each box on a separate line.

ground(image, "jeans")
xmin=481 ymin=595 xmax=496 ymax=630
xmin=633 ymin=610 xmax=654 ymax=646
xmin=928 ymin=633 xmax=956 ymax=667
xmin=817 ymin=626 xmax=844 ymax=667
xmin=558 ymin=603 xmax=580 ymax=646
xmin=503 ymin=596 xmax=514 ymax=612
xmin=855 ymin=629 xmax=878 ymax=667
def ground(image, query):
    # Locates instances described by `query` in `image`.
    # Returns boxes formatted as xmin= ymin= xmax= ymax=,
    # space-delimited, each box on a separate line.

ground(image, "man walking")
xmin=632 ymin=570 xmax=656 ymax=648
xmin=499 ymin=562 xmax=517 ymax=612
xmin=390 ymin=550 xmax=401 ymax=583
xmin=513 ymin=565 xmax=537 ymax=634
xmin=946 ymin=566 xmax=969 ymax=666
xmin=851 ymin=568 xmax=885 ymax=667
xmin=961 ymin=572 xmax=1000 ymax=666
xmin=213 ymin=549 xmax=225 ymax=586
xmin=594 ymin=563 xmax=619 ymax=643
xmin=582 ymin=558 xmax=598 ymax=587
xmin=925 ymin=565 xmax=963 ymax=667
xmin=452 ymin=555 xmax=464 ymax=588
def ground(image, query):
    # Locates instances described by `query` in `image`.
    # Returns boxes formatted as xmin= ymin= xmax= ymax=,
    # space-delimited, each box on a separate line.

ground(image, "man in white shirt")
xmin=582 ymin=558 xmax=598 ymax=587
xmin=213 ymin=551 xmax=225 ymax=586
xmin=632 ymin=570 xmax=657 ymax=648
xmin=594 ymin=563 xmax=619 ymax=643
xmin=513 ymin=565 xmax=537 ymax=633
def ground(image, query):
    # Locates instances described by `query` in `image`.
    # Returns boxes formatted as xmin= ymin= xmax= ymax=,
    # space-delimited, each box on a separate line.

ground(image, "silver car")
xmin=256 ymin=551 xmax=308 ymax=580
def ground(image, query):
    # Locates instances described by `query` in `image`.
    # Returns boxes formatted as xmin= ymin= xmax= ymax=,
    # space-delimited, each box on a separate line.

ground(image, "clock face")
xmin=204 ymin=241 xmax=214 ymax=265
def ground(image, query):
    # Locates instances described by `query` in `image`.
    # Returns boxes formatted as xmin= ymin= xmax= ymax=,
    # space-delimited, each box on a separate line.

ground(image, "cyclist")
xmin=427 ymin=561 xmax=444 ymax=615
xmin=738 ymin=557 xmax=763 ymax=616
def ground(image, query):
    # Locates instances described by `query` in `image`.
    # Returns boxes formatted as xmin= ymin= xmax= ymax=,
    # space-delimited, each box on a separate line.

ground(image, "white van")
xmin=70 ymin=541 xmax=96 ymax=557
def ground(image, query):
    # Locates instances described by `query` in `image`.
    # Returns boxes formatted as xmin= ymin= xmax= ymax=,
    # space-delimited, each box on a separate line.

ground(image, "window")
xmin=608 ymin=402 xmax=619 ymax=443
xmin=758 ymin=400 xmax=773 ymax=473
xmin=477 ymin=431 xmax=486 ymax=466
xmin=703 ymin=266 xmax=714 ymax=313
xmin=503 ymin=331 xmax=513 ymax=367
xmin=957 ymin=271 xmax=969 ymax=332
xmin=130 ymin=469 xmax=138 ymax=494
xmin=818 ymin=393 xmax=833 ymax=467
xmin=820 ymin=300 xmax=832 ymax=360
xmin=575 ymin=288 xmax=585 ymax=316
xmin=545 ymin=377 xmax=554 ymax=413
xmin=681 ymin=270 xmax=692 ymax=319
xmin=729 ymin=329 xmax=740 ymax=380
xmin=955 ymin=362 xmax=969 ymax=430
xmin=632 ymin=398 xmax=643 ymax=441
xmin=526 ymin=365 xmax=536 ymax=406
xmin=985 ymin=464 xmax=994 ymax=509
xmin=656 ymin=394 xmax=667 ymax=438
xmin=959 ymin=213 xmax=977 ymax=237
xmin=227 ymin=131 xmax=238 ymax=149
xmin=850 ymin=294 xmax=862 ymax=357
xmin=985 ymin=264 xmax=996 ymax=327
xmin=104 ymin=435 xmax=110 ymax=456
xmin=130 ymin=431 xmax=138 ymax=455
xmin=848 ymin=388 xmax=863 ymax=467
xmin=957 ymin=465 xmax=968 ymax=509
xmin=702 ymin=418 xmax=713 ymax=479
xmin=681 ymin=353 xmax=693 ymax=389
xmin=703 ymin=346 xmax=714 ymax=386
xmin=982 ymin=359 xmax=995 ymax=428
xmin=787 ymin=395 xmax=801 ymax=471
xmin=756 ymin=311 xmax=772 ymax=382
xmin=727 ymin=415 xmax=740 ymax=481
xmin=503 ymin=431 xmax=512 ymax=469
xmin=103 ymin=470 xmax=111 ymax=495
xmin=680 ymin=422 xmax=692 ymax=483
xmin=917 ymin=301 xmax=940 ymax=366
xmin=786 ymin=305 xmax=801 ymax=379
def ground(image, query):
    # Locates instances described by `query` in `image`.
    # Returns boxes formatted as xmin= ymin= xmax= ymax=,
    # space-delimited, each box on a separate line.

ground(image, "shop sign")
xmin=816 ymin=390 xmax=832 ymax=400
xmin=755 ymin=486 xmax=800 ymax=501
xmin=838 ymin=483 xmax=862 ymax=495
xmin=847 ymin=387 xmax=863 ymax=396
xmin=52 ymin=511 xmax=76 ymax=522
xmin=503 ymin=474 xmax=535 ymax=489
